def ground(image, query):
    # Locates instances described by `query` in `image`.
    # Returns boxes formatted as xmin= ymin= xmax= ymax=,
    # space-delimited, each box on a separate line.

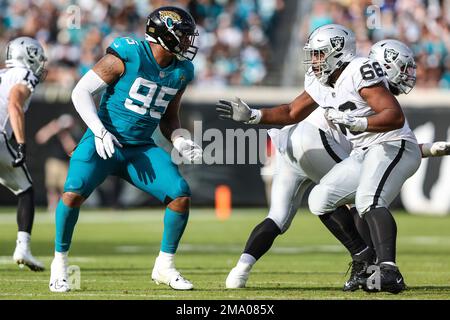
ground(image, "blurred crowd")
xmin=0 ymin=0 xmax=285 ymax=88
xmin=3 ymin=0 xmax=450 ymax=89
xmin=301 ymin=0 xmax=450 ymax=89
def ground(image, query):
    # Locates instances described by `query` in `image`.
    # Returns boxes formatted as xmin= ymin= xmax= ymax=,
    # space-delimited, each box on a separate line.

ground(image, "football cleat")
xmin=49 ymin=256 xmax=70 ymax=293
xmin=363 ymin=263 xmax=407 ymax=294
xmin=13 ymin=244 xmax=44 ymax=272
xmin=343 ymin=260 xmax=369 ymax=291
xmin=151 ymin=258 xmax=193 ymax=290
xmin=225 ymin=266 xmax=250 ymax=289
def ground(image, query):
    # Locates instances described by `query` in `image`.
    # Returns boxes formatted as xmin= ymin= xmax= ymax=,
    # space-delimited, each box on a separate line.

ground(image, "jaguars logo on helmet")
xmin=159 ymin=10 xmax=182 ymax=28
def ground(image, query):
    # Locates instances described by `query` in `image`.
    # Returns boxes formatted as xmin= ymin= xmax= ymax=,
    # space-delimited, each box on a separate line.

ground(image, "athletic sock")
xmin=156 ymin=251 xmax=175 ymax=269
xmin=350 ymin=207 xmax=374 ymax=249
xmin=353 ymin=246 xmax=376 ymax=263
xmin=364 ymin=207 xmax=397 ymax=263
xmin=55 ymin=199 xmax=80 ymax=253
xmin=243 ymin=218 xmax=281 ymax=261
xmin=319 ymin=206 xmax=369 ymax=258
xmin=17 ymin=187 xmax=34 ymax=234
xmin=16 ymin=231 xmax=30 ymax=249
xmin=161 ymin=207 xmax=189 ymax=254
xmin=235 ymin=253 xmax=256 ymax=271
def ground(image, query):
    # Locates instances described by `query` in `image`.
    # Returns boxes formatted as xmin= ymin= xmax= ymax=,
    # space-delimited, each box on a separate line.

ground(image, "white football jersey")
xmin=0 ymin=67 xmax=38 ymax=139
xmin=303 ymin=107 xmax=351 ymax=151
xmin=305 ymin=57 xmax=417 ymax=149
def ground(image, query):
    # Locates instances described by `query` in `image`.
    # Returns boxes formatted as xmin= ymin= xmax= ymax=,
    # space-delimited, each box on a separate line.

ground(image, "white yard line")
xmin=115 ymin=243 xmax=346 ymax=254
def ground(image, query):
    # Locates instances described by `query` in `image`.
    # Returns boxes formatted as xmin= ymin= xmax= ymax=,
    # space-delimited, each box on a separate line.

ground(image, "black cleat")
xmin=363 ymin=263 xmax=407 ymax=294
xmin=343 ymin=260 xmax=369 ymax=291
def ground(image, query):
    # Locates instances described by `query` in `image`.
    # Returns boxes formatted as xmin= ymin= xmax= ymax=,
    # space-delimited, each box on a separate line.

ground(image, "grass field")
xmin=0 ymin=208 xmax=449 ymax=300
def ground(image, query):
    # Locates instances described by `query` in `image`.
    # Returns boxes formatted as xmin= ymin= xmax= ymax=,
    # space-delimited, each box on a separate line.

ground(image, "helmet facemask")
xmin=387 ymin=59 xmax=416 ymax=94
xmin=5 ymin=38 xmax=47 ymax=81
xmin=303 ymin=46 xmax=338 ymax=85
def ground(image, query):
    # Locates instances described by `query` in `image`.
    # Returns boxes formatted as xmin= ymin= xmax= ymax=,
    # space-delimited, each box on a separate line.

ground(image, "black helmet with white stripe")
xmin=145 ymin=6 xmax=199 ymax=61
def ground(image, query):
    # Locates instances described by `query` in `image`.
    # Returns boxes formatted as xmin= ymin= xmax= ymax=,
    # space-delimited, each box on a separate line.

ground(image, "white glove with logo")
xmin=172 ymin=135 xmax=203 ymax=163
xmin=216 ymin=98 xmax=262 ymax=124
xmin=324 ymin=108 xmax=368 ymax=132
xmin=94 ymin=127 xmax=123 ymax=160
xmin=421 ymin=142 xmax=450 ymax=158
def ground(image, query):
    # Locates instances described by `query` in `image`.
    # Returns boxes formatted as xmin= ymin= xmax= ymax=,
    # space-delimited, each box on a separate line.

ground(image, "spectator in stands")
xmin=1 ymin=0 xmax=284 ymax=87
xmin=35 ymin=114 xmax=78 ymax=212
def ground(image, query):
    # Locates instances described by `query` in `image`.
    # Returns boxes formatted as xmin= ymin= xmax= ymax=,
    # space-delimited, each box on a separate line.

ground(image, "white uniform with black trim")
xmin=0 ymin=67 xmax=38 ymax=195
xmin=266 ymin=108 xmax=352 ymax=232
xmin=305 ymin=57 xmax=421 ymax=215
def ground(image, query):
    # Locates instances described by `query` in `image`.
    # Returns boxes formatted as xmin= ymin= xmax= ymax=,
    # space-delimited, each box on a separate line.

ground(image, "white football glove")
xmin=421 ymin=142 xmax=450 ymax=158
xmin=324 ymin=108 xmax=368 ymax=132
xmin=216 ymin=98 xmax=262 ymax=124
xmin=172 ymin=136 xmax=203 ymax=163
xmin=94 ymin=127 xmax=122 ymax=160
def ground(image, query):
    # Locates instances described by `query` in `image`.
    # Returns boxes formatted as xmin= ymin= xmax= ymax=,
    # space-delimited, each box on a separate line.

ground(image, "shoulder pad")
xmin=347 ymin=57 xmax=386 ymax=92
xmin=107 ymin=37 xmax=140 ymax=62
xmin=13 ymin=68 xmax=39 ymax=92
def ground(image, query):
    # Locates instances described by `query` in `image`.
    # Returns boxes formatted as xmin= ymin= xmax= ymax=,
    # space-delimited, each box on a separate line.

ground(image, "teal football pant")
xmin=55 ymin=129 xmax=191 ymax=253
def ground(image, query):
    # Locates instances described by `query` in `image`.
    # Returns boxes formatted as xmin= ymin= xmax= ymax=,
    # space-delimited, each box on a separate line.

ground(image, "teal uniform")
xmin=63 ymin=37 xmax=194 ymax=203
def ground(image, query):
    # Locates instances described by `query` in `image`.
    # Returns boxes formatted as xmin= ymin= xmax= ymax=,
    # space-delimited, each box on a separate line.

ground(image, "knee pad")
xmin=308 ymin=185 xmax=336 ymax=216
xmin=17 ymin=186 xmax=34 ymax=200
xmin=267 ymin=209 xmax=293 ymax=234
xmin=355 ymin=197 xmax=373 ymax=216
xmin=167 ymin=177 xmax=191 ymax=202
xmin=64 ymin=176 xmax=85 ymax=194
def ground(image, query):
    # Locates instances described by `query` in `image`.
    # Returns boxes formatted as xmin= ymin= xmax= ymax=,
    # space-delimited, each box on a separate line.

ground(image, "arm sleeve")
xmin=71 ymin=70 xmax=108 ymax=137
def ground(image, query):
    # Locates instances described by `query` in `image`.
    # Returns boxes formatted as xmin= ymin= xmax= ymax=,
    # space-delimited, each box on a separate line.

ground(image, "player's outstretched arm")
xmin=420 ymin=142 xmax=450 ymax=158
xmin=160 ymin=89 xmax=202 ymax=163
xmin=71 ymin=54 xmax=124 ymax=159
xmin=216 ymin=90 xmax=318 ymax=125
xmin=8 ymin=83 xmax=31 ymax=167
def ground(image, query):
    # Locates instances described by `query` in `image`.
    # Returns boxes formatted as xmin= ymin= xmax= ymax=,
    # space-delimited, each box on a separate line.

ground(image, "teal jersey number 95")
xmin=97 ymin=37 xmax=194 ymax=146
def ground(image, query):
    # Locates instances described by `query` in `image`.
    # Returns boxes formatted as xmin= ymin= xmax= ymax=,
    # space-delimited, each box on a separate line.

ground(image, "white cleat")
xmin=49 ymin=257 xmax=70 ymax=293
xmin=226 ymin=267 xmax=250 ymax=288
xmin=152 ymin=264 xmax=193 ymax=290
xmin=13 ymin=245 xmax=44 ymax=272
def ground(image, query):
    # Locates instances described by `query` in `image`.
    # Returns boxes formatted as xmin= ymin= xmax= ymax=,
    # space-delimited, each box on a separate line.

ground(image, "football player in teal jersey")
xmin=49 ymin=6 xmax=202 ymax=292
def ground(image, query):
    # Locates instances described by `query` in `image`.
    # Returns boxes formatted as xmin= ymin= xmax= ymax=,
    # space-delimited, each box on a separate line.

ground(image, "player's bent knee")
xmin=166 ymin=177 xmax=191 ymax=199
xmin=308 ymin=185 xmax=336 ymax=216
xmin=267 ymin=211 xmax=290 ymax=234
xmin=64 ymin=176 xmax=86 ymax=196
xmin=168 ymin=196 xmax=190 ymax=213
xmin=355 ymin=203 xmax=373 ymax=216
xmin=62 ymin=192 xmax=85 ymax=208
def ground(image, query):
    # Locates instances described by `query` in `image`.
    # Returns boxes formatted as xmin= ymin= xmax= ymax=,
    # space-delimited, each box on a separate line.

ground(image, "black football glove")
xmin=11 ymin=143 xmax=26 ymax=167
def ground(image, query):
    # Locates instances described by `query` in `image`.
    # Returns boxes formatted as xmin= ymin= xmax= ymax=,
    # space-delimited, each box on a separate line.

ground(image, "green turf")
xmin=0 ymin=208 xmax=449 ymax=300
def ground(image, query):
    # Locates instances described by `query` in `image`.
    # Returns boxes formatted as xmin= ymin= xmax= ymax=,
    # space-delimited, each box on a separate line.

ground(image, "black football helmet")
xmin=145 ymin=6 xmax=199 ymax=61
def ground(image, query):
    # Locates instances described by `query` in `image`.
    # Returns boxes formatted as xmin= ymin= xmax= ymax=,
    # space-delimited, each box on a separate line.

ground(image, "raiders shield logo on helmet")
xmin=384 ymin=48 xmax=399 ymax=63
xmin=26 ymin=46 xmax=39 ymax=59
xmin=330 ymin=36 xmax=345 ymax=52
